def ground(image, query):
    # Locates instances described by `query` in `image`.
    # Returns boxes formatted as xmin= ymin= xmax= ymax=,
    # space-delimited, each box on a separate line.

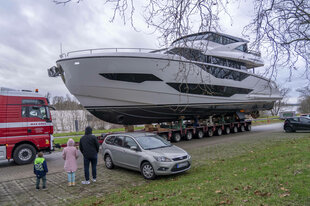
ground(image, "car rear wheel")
xmin=141 ymin=162 xmax=156 ymax=180
xmin=105 ymin=154 xmax=114 ymax=169
xmin=13 ymin=144 xmax=36 ymax=165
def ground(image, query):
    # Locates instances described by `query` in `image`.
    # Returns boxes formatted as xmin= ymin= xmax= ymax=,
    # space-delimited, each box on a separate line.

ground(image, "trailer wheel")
xmin=207 ymin=129 xmax=214 ymax=137
xmin=185 ymin=131 xmax=193 ymax=141
xmin=240 ymin=125 xmax=245 ymax=132
xmin=13 ymin=144 xmax=36 ymax=165
xmin=216 ymin=128 xmax=223 ymax=136
xmin=233 ymin=126 xmax=238 ymax=133
xmin=225 ymin=127 xmax=231 ymax=135
xmin=245 ymin=124 xmax=252 ymax=131
xmin=172 ymin=133 xmax=181 ymax=142
xmin=160 ymin=134 xmax=168 ymax=140
xmin=196 ymin=130 xmax=204 ymax=139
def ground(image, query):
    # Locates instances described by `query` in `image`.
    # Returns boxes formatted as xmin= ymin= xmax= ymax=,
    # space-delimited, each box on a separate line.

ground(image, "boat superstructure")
xmin=48 ymin=31 xmax=282 ymax=125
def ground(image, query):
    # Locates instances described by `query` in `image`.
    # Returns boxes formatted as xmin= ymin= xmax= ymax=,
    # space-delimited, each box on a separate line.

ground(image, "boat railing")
xmin=59 ymin=48 xmax=158 ymax=58
xmin=247 ymin=50 xmax=261 ymax=57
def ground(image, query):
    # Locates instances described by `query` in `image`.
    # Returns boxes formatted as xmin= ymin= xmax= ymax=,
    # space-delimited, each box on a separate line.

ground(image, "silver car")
xmin=102 ymin=132 xmax=191 ymax=179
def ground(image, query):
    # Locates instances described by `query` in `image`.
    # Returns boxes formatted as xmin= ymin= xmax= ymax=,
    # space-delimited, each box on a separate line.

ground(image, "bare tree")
xmin=270 ymin=86 xmax=290 ymax=116
xmin=297 ymin=86 xmax=310 ymax=113
xmin=244 ymin=0 xmax=310 ymax=80
xmin=53 ymin=0 xmax=309 ymax=80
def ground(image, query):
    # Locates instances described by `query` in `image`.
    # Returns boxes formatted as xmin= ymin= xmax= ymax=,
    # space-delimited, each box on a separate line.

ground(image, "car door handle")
xmin=27 ymin=129 xmax=32 ymax=133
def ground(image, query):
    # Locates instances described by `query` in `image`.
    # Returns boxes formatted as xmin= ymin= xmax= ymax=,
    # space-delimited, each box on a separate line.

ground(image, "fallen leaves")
xmin=279 ymin=193 xmax=290 ymax=198
xmin=254 ymin=190 xmax=271 ymax=197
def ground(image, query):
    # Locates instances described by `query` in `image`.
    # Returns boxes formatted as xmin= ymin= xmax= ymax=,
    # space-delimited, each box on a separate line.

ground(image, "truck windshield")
xmin=29 ymin=106 xmax=50 ymax=119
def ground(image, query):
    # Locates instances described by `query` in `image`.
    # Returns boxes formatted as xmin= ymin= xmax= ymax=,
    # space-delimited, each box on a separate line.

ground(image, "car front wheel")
xmin=105 ymin=154 xmax=114 ymax=169
xmin=141 ymin=162 xmax=156 ymax=180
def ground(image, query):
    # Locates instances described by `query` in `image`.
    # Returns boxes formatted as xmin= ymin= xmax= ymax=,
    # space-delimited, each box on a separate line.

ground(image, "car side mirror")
xmin=130 ymin=146 xmax=138 ymax=151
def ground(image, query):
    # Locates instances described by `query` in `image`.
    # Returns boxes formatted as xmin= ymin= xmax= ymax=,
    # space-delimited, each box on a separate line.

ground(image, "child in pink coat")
xmin=62 ymin=138 xmax=79 ymax=186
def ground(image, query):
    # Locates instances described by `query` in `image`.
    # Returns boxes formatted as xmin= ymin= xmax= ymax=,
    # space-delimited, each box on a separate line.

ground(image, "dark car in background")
xmin=284 ymin=116 xmax=310 ymax=132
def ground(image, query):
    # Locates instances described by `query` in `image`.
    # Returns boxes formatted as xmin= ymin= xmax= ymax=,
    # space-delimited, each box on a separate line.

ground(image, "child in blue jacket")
xmin=34 ymin=152 xmax=48 ymax=190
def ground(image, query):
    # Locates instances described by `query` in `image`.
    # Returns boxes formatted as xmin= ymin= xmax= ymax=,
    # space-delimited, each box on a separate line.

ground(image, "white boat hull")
xmin=55 ymin=52 xmax=281 ymax=124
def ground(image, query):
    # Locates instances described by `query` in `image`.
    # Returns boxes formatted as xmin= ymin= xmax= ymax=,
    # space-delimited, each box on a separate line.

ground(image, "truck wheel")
xmin=197 ymin=130 xmax=204 ymax=139
xmin=13 ymin=144 xmax=36 ymax=165
xmin=245 ymin=124 xmax=252 ymax=131
xmin=225 ymin=127 xmax=231 ymax=135
xmin=105 ymin=154 xmax=114 ymax=169
xmin=233 ymin=126 xmax=238 ymax=133
xmin=207 ymin=129 xmax=214 ymax=137
xmin=172 ymin=133 xmax=181 ymax=142
xmin=217 ymin=128 xmax=223 ymax=136
xmin=141 ymin=162 xmax=156 ymax=180
xmin=240 ymin=125 xmax=245 ymax=132
xmin=185 ymin=131 xmax=193 ymax=141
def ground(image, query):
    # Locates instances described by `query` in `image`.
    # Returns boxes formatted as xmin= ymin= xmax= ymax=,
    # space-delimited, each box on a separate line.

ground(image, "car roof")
xmin=106 ymin=132 xmax=156 ymax=138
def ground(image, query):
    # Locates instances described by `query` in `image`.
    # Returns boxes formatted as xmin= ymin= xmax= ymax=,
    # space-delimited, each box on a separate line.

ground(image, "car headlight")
xmin=153 ymin=156 xmax=172 ymax=162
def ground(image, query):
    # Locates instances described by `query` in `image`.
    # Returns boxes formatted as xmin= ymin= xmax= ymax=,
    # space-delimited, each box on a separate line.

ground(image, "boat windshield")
xmin=135 ymin=135 xmax=172 ymax=150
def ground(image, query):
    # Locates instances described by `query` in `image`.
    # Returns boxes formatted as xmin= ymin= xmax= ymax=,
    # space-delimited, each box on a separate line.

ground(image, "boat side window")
xmin=236 ymin=44 xmax=248 ymax=52
xmin=166 ymin=83 xmax=252 ymax=97
xmin=206 ymin=33 xmax=237 ymax=45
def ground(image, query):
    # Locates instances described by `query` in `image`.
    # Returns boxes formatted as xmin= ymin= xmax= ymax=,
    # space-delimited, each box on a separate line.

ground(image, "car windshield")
xmin=135 ymin=135 xmax=172 ymax=150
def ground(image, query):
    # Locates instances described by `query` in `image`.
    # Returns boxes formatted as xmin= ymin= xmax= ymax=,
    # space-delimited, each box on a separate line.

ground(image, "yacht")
xmin=48 ymin=31 xmax=282 ymax=125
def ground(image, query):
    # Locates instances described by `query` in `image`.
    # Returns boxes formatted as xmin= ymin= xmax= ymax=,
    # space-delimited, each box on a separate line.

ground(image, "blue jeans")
xmin=83 ymin=156 xmax=97 ymax=181
xmin=67 ymin=172 xmax=76 ymax=183
xmin=36 ymin=175 xmax=46 ymax=189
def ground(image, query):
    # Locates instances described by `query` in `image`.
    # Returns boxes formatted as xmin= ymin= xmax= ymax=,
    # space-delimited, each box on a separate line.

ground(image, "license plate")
xmin=177 ymin=162 xmax=188 ymax=168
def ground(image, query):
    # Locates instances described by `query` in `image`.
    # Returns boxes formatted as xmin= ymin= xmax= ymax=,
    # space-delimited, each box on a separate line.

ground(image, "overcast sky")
xmin=0 ymin=0 xmax=306 ymax=103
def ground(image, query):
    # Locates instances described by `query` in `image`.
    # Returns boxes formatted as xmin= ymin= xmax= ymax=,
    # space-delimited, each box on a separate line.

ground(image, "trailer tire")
xmin=172 ymin=133 xmax=181 ymax=142
xmin=233 ymin=126 xmax=238 ymax=133
xmin=207 ymin=129 xmax=214 ymax=137
xmin=245 ymin=124 xmax=252 ymax=131
xmin=13 ymin=144 xmax=36 ymax=165
xmin=240 ymin=125 xmax=246 ymax=132
xmin=160 ymin=134 xmax=168 ymax=140
xmin=185 ymin=131 xmax=193 ymax=141
xmin=217 ymin=128 xmax=223 ymax=136
xmin=196 ymin=130 xmax=204 ymax=139
xmin=225 ymin=127 xmax=231 ymax=135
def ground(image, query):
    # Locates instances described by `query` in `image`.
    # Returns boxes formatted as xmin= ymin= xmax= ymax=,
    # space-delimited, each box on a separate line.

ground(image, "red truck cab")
xmin=0 ymin=87 xmax=54 ymax=164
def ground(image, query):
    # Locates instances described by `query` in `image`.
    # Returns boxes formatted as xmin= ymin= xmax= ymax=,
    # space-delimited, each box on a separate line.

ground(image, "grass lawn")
xmin=75 ymin=136 xmax=310 ymax=206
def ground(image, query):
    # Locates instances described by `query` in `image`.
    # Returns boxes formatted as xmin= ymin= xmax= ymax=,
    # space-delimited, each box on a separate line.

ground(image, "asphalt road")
xmin=0 ymin=123 xmax=283 ymax=182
